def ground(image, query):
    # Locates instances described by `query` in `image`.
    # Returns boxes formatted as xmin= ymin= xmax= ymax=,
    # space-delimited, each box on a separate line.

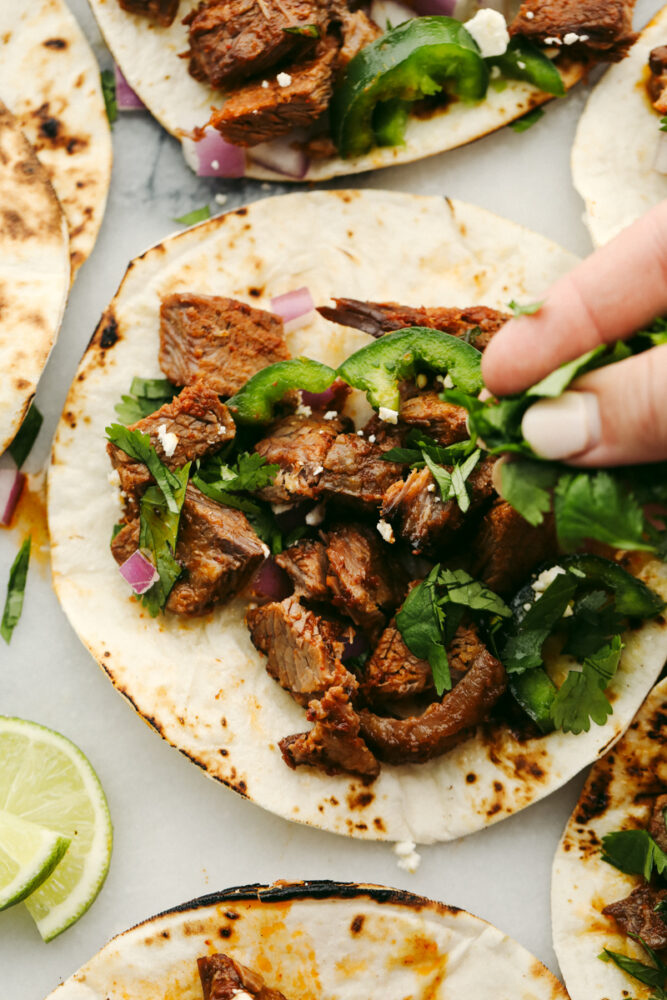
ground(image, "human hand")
xmin=481 ymin=200 xmax=667 ymax=466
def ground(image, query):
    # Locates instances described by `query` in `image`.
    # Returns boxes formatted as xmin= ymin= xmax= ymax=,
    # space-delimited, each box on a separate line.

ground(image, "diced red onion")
xmin=654 ymin=132 xmax=667 ymax=174
xmin=114 ymin=64 xmax=145 ymax=110
xmin=250 ymin=558 xmax=292 ymax=602
xmin=118 ymin=550 xmax=159 ymax=595
xmin=191 ymin=127 xmax=246 ymax=178
xmin=409 ymin=0 xmax=458 ymax=14
xmin=0 ymin=453 xmax=24 ymax=526
xmin=271 ymin=287 xmax=314 ymax=327
xmin=300 ymin=379 xmax=349 ymax=411
xmin=342 ymin=630 xmax=370 ymax=662
xmin=249 ymin=139 xmax=310 ymax=179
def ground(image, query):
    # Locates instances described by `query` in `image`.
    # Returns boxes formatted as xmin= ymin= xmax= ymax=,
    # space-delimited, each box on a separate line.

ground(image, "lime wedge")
xmin=0 ymin=809 xmax=70 ymax=910
xmin=0 ymin=717 xmax=112 ymax=941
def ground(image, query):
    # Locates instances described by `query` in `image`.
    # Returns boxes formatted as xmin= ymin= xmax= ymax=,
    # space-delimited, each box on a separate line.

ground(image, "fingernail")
xmin=521 ymin=391 xmax=602 ymax=460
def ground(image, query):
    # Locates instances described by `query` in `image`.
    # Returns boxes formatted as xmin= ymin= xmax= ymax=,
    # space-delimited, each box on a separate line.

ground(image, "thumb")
xmin=520 ymin=345 xmax=667 ymax=467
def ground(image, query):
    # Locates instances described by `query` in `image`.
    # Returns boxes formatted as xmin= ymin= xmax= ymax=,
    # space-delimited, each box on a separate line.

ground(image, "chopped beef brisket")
xmin=275 ymin=538 xmax=330 ymax=601
xmin=159 ymin=293 xmax=290 ymax=397
xmin=247 ymin=595 xmax=356 ymax=705
xmin=510 ymin=0 xmax=637 ymax=61
xmin=399 ymin=392 xmax=469 ymax=446
xmin=111 ymin=485 xmax=265 ymax=615
xmin=318 ymin=299 xmax=509 ymax=351
xmin=469 ymin=500 xmax=558 ymax=597
xmin=319 ymin=432 xmax=406 ymax=510
xmin=117 ymin=0 xmax=179 ymax=26
xmin=362 ymin=618 xmax=434 ymax=703
xmin=107 ymin=382 xmax=235 ymax=512
xmin=184 ymin=0 xmax=327 ymax=91
xmin=603 ymin=885 xmax=667 ymax=950
xmin=211 ymin=37 xmax=338 ymax=146
xmin=280 ymin=685 xmax=380 ymax=780
xmin=324 ymin=523 xmax=406 ymax=634
xmin=648 ymin=793 xmax=667 ymax=852
xmin=253 ymin=412 xmax=350 ymax=504
xmin=198 ymin=953 xmax=289 ymax=1000
xmin=359 ymin=632 xmax=506 ymax=764
xmin=335 ymin=8 xmax=382 ymax=69
xmin=648 ymin=46 xmax=667 ymax=113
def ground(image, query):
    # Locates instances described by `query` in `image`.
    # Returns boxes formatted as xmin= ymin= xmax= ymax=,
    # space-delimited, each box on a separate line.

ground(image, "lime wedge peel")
xmin=0 ymin=717 xmax=113 ymax=941
xmin=0 ymin=809 xmax=70 ymax=911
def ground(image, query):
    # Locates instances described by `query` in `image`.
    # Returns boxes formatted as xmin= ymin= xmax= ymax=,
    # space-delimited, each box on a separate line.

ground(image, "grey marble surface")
xmin=0 ymin=1 xmax=661 ymax=997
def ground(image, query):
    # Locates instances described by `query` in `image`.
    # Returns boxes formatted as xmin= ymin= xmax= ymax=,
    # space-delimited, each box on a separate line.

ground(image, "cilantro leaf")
xmin=8 ymin=404 xmax=43 ymax=469
xmin=101 ymin=69 xmax=117 ymax=124
xmin=423 ymin=453 xmax=453 ymax=502
xmin=554 ymin=472 xmax=653 ymax=551
xmin=601 ymin=828 xmax=667 ymax=881
xmin=562 ymin=590 xmax=624 ymax=659
xmin=509 ymin=106 xmax=545 ymax=132
xmin=195 ymin=452 xmax=279 ymax=494
xmin=449 ymin=449 xmax=481 ymax=513
xmin=174 ymin=205 xmax=211 ymax=226
xmin=139 ymin=466 xmax=189 ymax=616
xmin=601 ymin=948 xmax=667 ymax=995
xmin=438 ymin=568 xmax=510 ymax=617
xmin=114 ymin=377 xmax=177 ymax=424
xmin=500 ymin=458 xmax=557 ymax=526
xmin=508 ymin=300 xmax=544 ymax=316
xmin=527 ymin=346 xmax=604 ymax=398
xmin=550 ymin=636 xmax=622 ymax=734
xmin=1 ymin=537 xmax=31 ymax=644
xmin=106 ymin=424 xmax=181 ymax=514
xmin=396 ymin=566 xmax=452 ymax=696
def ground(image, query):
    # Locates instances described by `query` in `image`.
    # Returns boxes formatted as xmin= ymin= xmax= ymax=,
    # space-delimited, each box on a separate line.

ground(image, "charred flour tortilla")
xmin=572 ymin=5 xmax=667 ymax=247
xmin=0 ymin=0 xmax=112 ymax=276
xmin=0 ymin=102 xmax=69 ymax=455
xmin=45 ymin=880 xmax=568 ymax=1000
xmin=48 ymin=190 xmax=667 ymax=843
xmin=88 ymin=1 xmax=584 ymax=182
xmin=551 ymin=677 xmax=667 ymax=1000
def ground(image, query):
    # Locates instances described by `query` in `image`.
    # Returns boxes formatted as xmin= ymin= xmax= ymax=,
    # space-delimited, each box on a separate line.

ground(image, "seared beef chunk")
xmin=247 ymin=595 xmax=356 ymax=705
xmin=510 ymin=0 xmax=637 ymax=60
xmin=648 ymin=793 xmax=667 ymax=852
xmin=320 ymin=433 xmax=406 ymax=509
xmin=335 ymin=8 xmax=382 ymax=68
xmin=469 ymin=500 xmax=558 ymax=597
xmin=400 ymin=392 xmax=469 ymax=446
xmin=359 ymin=630 xmax=506 ymax=764
xmin=111 ymin=485 xmax=266 ymax=615
xmin=185 ymin=0 xmax=327 ymax=90
xmin=211 ymin=38 xmax=338 ymax=146
xmin=107 ymin=382 xmax=235 ymax=512
xmin=648 ymin=45 xmax=667 ymax=113
xmin=318 ymin=299 xmax=509 ymax=351
xmin=280 ymin=685 xmax=380 ymax=779
xmin=603 ymin=885 xmax=667 ymax=950
xmin=254 ymin=412 xmax=349 ymax=504
xmin=362 ymin=619 xmax=434 ymax=703
xmin=198 ymin=953 xmax=289 ymax=1000
xmin=275 ymin=539 xmax=330 ymax=601
xmin=324 ymin=523 xmax=406 ymax=634
xmin=117 ymin=0 xmax=179 ymax=26
xmin=159 ymin=294 xmax=289 ymax=397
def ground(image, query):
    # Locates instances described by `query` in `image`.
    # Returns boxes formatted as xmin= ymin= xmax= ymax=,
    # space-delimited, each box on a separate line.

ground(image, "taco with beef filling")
xmin=45 ymin=879 xmax=569 ymax=1000
xmin=48 ymin=189 xmax=667 ymax=844
xmin=552 ymin=675 xmax=667 ymax=1000
xmin=89 ymin=0 xmax=636 ymax=182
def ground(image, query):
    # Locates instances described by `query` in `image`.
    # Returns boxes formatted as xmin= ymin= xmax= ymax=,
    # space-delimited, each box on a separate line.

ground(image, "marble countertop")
xmin=0 ymin=1 xmax=661 ymax=996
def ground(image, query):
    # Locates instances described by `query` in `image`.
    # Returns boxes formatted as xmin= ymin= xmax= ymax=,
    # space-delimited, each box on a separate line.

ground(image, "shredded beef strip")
xmin=335 ymin=7 xmax=382 ymax=69
xmin=317 ymin=300 xmax=509 ymax=351
xmin=469 ymin=499 xmax=559 ymax=597
xmin=324 ymin=523 xmax=406 ymax=635
xmin=603 ymin=884 xmax=667 ymax=950
xmin=112 ymin=485 xmax=266 ymax=615
xmin=319 ymin=432 xmax=406 ymax=510
xmin=253 ymin=411 xmax=350 ymax=504
xmin=275 ymin=538 xmax=330 ymax=601
xmin=400 ymin=391 xmax=469 ymax=446
xmin=280 ymin=684 xmax=380 ymax=780
xmin=211 ymin=37 xmax=338 ymax=146
xmin=648 ymin=46 xmax=667 ymax=113
xmin=184 ymin=0 xmax=328 ymax=90
xmin=198 ymin=953 xmax=289 ymax=1000
xmin=509 ymin=0 xmax=637 ymax=61
xmin=107 ymin=382 xmax=235 ymax=513
xmin=159 ymin=293 xmax=290 ymax=397
xmin=117 ymin=0 xmax=179 ymax=26
xmin=247 ymin=595 xmax=356 ymax=705
xmin=359 ymin=630 xmax=507 ymax=764
xmin=648 ymin=793 xmax=667 ymax=852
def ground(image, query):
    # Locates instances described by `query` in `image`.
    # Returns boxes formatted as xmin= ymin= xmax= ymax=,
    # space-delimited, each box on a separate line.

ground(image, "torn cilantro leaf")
xmin=174 ymin=205 xmax=211 ymax=226
xmin=106 ymin=424 xmax=181 ymax=513
xmin=438 ymin=568 xmax=510 ymax=617
xmin=601 ymin=827 xmax=667 ymax=881
xmin=509 ymin=106 xmax=545 ymax=132
xmin=601 ymin=947 xmax=667 ymax=995
xmin=527 ymin=346 xmax=604 ymax=398
xmin=114 ymin=377 xmax=177 ymax=425
xmin=550 ymin=636 xmax=623 ymax=734
xmin=500 ymin=459 xmax=557 ymax=526
xmin=101 ymin=69 xmax=117 ymax=124
xmin=139 ymin=466 xmax=189 ymax=616
xmin=195 ymin=452 xmax=278 ymax=494
xmin=554 ymin=472 xmax=653 ymax=551
xmin=1 ymin=537 xmax=31 ymax=644
xmin=8 ymin=404 xmax=43 ymax=469
xmin=507 ymin=299 xmax=544 ymax=316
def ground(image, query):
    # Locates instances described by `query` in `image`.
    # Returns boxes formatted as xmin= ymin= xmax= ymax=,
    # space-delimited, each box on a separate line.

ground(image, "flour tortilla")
xmin=45 ymin=880 xmax=568 ymax=999
xmin=572 ymin=6 xmax=667 ymax=247
xmin=48 ymin=189 xmax=667 ymax=844
xmin=0 ymin=102 xmax=70 ymax=455
xmin=88 ymin=0 xmax=583 ymax=182
xmin=551 ymin=676 xmax=667 ymax=1000
xmin=0 ymin=0 xmax=112 ymax=277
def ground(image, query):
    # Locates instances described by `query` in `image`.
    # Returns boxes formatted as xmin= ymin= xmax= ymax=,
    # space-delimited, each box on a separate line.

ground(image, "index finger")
xmin=481 ymin=199 xmax=667 ymax=397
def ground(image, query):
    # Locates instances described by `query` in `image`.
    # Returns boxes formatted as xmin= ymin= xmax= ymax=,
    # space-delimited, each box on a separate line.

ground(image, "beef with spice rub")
xmin=253 ymin=410 xmax=350 ymax=504
xmin=117 ymin=0 xmax=179 ymax=26
xmin=509 ymin=0 xmax=638 ymax=60
xmin=198 ymin=953 xmax=289 ymax=1000
xmin=469 ymin=500 xmax=559 ymax=597
xmin=319 ymin=415 xmax=406 ymax=510
xmin=648 ymin=46 xmax=667 ymax=113
xmin=275 ymin=538 xmax=330 ymax=602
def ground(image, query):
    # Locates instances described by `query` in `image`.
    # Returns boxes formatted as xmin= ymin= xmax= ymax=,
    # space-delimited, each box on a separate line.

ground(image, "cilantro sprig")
xmin=601 ymin=828 xmax=667 ymax=882
xmin=1 ymin=537 xmax=31 ymax=644
xmin=106 ymin=424 xmax=182 ymax=513
xmin=600 ymin=943 xmax=667 ymax=999
xmin=114 ymin=377 xmax=177 ymax=425
xmin=550 ymin=636 xmax=623 ymax=734
xmin=383 ymin=431 xmax=480 ymax=512
xmin=139 ymin=465 xmax=190 ymax=617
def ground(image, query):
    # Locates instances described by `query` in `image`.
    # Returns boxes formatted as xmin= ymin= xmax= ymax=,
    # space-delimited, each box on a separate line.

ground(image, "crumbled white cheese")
xmin=312 ymin=465 xmax=324 ymax=476
xmin=211 ymin=159 xmax=220 ymax=170
xmin=525 ymin=9 xmax=534 ymax=17
xmin=231 ymin=992 xmax=254 ymax=1000
xmin=356 ymin=429 xmax=365 ymax=437
xmin=394 ymin=840 xmax=421 ymax=874
xmin=442 ymin=373 xmax=454 ymax=389
xmin=378 ymin=406 xmax=399 ymax=424
xmin=261 ymin=80 xmax=269 ymax=89
xmin=416 ymin=373 xmax=428 ymax=389
xmin=261 ymin=543 xmax=271 ymax=558
xmin=368 ymin=434 xmax=376 ymax=444
xmin=157 ymin=423 xmax=178 ymax=458
xmin=277 ymin=72 xmax=292 ymax=87
xmin=517 ymin=59 xmax=526 ymax=69
xmin=532 ymin=565 xmax=566 ymax=595
xmin=427 ymin=484 xmax=436 ymax=493
xmin=271 ymin=502 xmax=295 ymax=514
xmin=490 ymin=65 xmax=502 ymax=79
xmin=523 ymin=602 xmax=532 ymax=612
xmin=377 ymin=519 xmax=395 ymax=544
xmin=295 ymin=401 xmax=312 ymax=417
xmin=252 ymin=109 xmax=259 ymax=115
xmin=543 ymin=35 xmax=562 ymax=45
xmin=215 ymin=193 xmax=228 ymax=206
xmin=323 ymin=410 xmax=338 ymax=421
xmin=563 ymin=603 xmax=574 ymax=618
xmin=563 ymin=31 xmax=589 ymax=44
xmin=306 ymin=503 xmax=325 ymax=526
xmin=108 ymin=469 xmax=121 ymax=487
xmin=463 ymin=9 xmax=509 ymax=58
